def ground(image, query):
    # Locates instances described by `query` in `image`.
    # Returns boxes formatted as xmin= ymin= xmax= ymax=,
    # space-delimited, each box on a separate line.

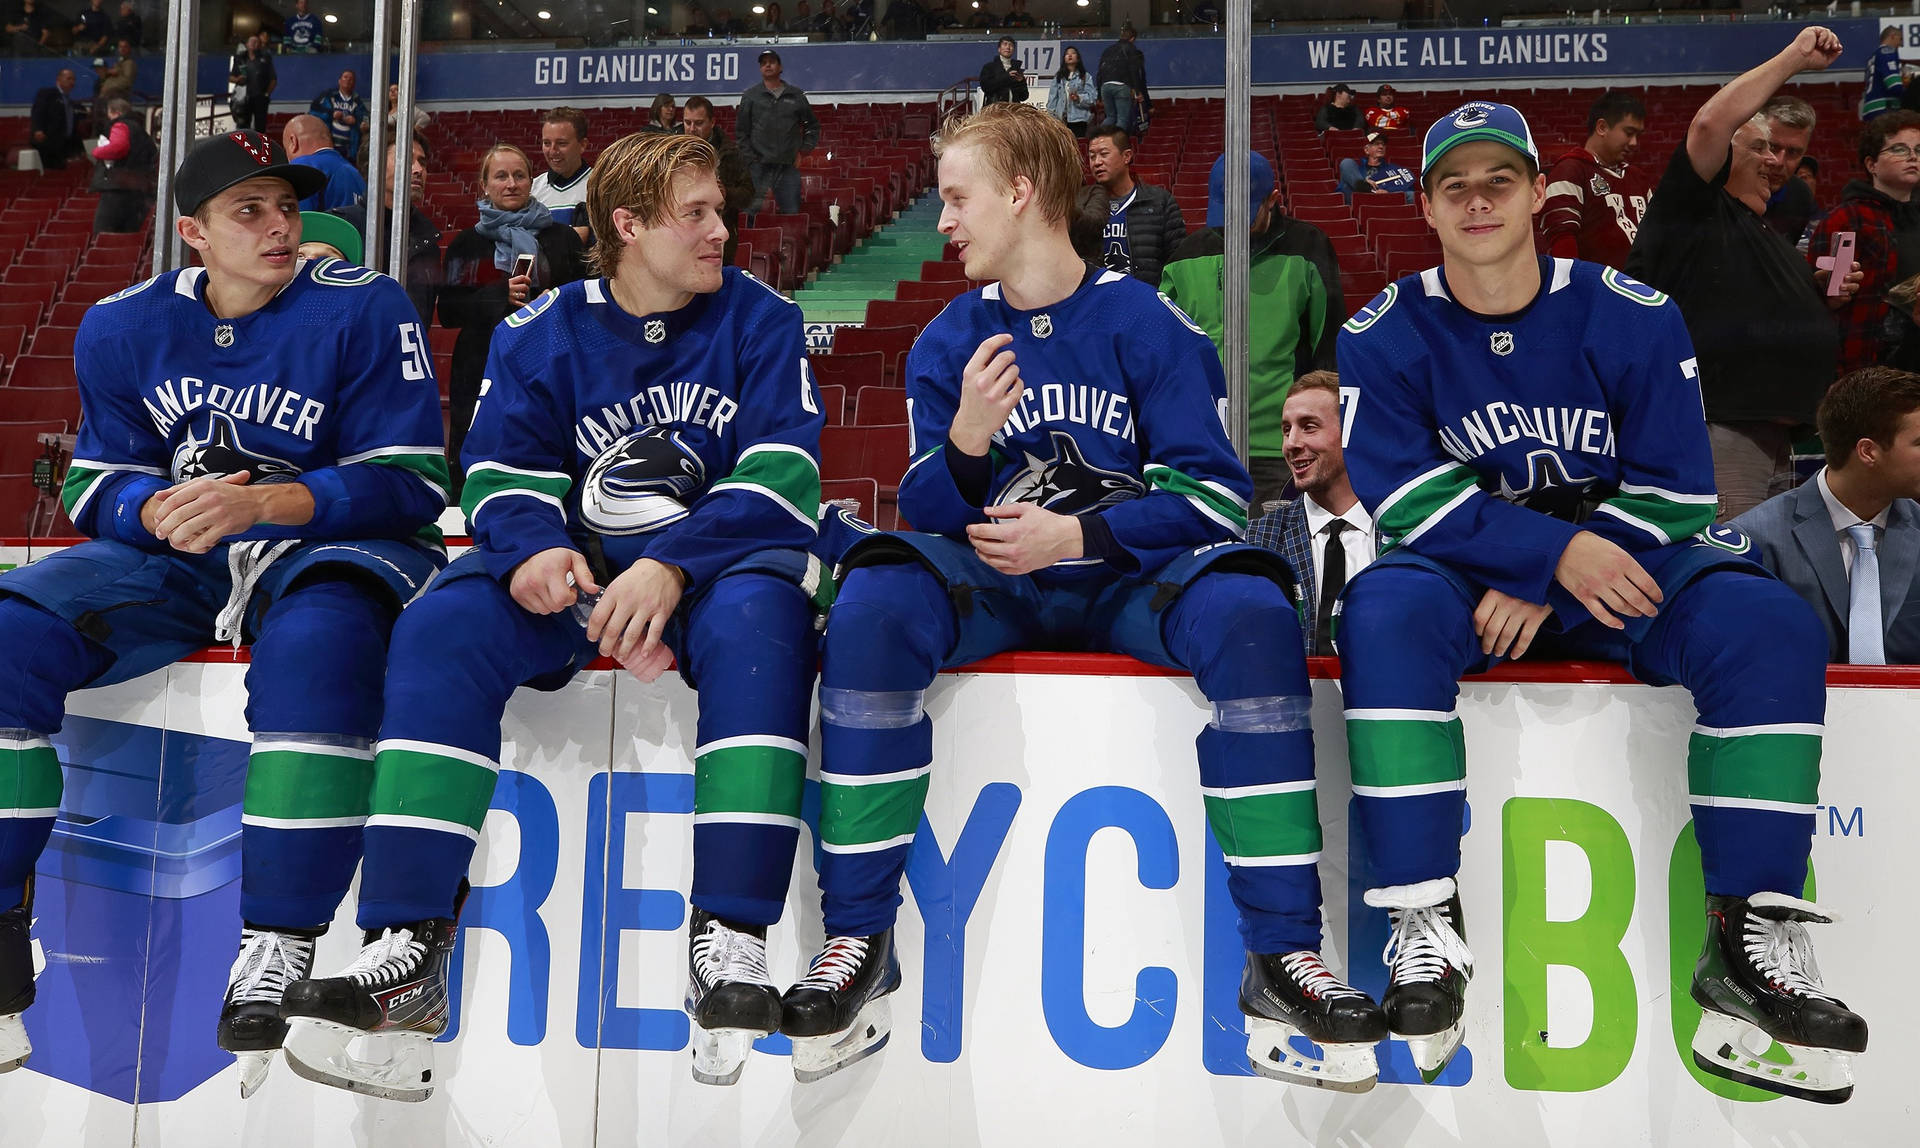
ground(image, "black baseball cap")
xmin=758 ymin=49 xmax=780 ymax=64
xmin=173 ymin=130 xmax=327 ymax=216
xmin=1330 ymin=83 xmax=1354 ymax=95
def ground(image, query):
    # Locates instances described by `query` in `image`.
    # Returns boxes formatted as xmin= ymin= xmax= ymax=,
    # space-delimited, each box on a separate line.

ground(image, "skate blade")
xmin=282 ymin=1018 xmax=435 ymax=1103
xmin=1691 ymin=1011 xmax=1856 ymax=1105
xmin=792 ymin=996 xmax=893 ymax=1084
xmin=0 ymin=1014 xmax=29 ymax=1074
xmin=690 ymin=1026 xmax=767 ymax=1087
xmin=235 ymin=1050 xmax=272 ymax=1099
xmin=1245 ymin=1018 xmax=1378 ymax=1094
xmin=1402 ymin=1022 xmax=1465 ymax=1084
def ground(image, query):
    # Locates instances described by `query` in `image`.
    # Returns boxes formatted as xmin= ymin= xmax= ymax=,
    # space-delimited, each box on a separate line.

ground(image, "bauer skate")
xmin=1240 ymin=950 xmax=1387 ymax=1092
xmin=280 ymin=911 xmax=458 ymax=1103
xmin=1690 ymin=892 xmax=1869 ymax=1104
xmin=218 ymin=923 xmax=324 ymax=1098
xmin=1366 ymin=877 xmax=1473 ymax=1083
xmin=0 ymin=881 xmax=35 ymax=1073
xmin=684 ymin=908 xmax=782 ymax=1086
xmin=780 ymin=930 xmax=900 ymax=1083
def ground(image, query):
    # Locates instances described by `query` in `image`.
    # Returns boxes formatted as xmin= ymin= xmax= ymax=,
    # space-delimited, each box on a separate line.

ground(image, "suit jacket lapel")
xmin=1879 ymin=499 xmax=1920 ymax=629
xmin=1790 ymin=481 xmax=1851 ymax=627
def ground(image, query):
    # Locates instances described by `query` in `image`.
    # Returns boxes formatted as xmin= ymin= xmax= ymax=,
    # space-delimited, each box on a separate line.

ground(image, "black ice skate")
xmin=1239 ymin=950 xmax=1388 ymax=1092
xmin=217 ymin=923 xmax=324 ymax=1098
xmin=280 ymin=912 xmax=459 ymax=1103
xmin=1365 ymin=876 xmax=1473 ymax=1083
xmin=0 ymin=881 xmax=36 ymax=1074
xmin=1690 ymin=892 xmax=1869 ymax=1104
xmin=780 ymin=930 xmax=900 ymax=1083
xmin=684 ymin=907 xmax=782 ymax=1086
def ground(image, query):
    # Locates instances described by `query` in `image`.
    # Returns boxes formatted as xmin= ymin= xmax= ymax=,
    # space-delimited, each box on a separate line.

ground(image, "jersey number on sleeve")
xmin=399 ymin=322 xmax=431 ymax=382
xmin=800 ymin=357 xmax=819 ymax=416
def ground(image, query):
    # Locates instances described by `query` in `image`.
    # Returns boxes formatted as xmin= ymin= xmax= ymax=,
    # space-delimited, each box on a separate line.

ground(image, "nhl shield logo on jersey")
xmin=580 ymin=425 xmax=706 ymax=535
xmin=214 ymin=323 xmax=235 ymax=348
xmin=644 ymin=319 xmax=667 ymax=344
xmin=1490 ymin=331 xmax=1514 ymax=356
xmin=171 ymin=412 xmax=302 ymax=483
xmin=992 ymin=429 xmax=1145 ymax=514
xmin=1031 ymin=314 xmax=1053 ymax=339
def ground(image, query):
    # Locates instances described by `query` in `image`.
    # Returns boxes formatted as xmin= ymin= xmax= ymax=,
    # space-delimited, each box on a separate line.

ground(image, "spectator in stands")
xmin=1537 ymin=90 xmax=1651 ymax=270
xmin=1163 ymin=151 xmax=1340 ymax=513
xmin=1626 ymin=27 xmax=1861 ymax=522
xmin=29 ymin=68 xmax=77 ymax=171
xmin=966 ymin=3 xmax=997 ymax=30
xmin=1075 ymin=126 xmax=1185 ymax=287
xmin=1808 ymin=111 xmax=1920 ymax=378
xmin=333 ymin=135 xmax=441 ymax=323
xmin=1733 ymin=366 xmax=1920 ymax=664
xmin=282 ymin=113 xmax=365 ymax=213
xmin=760 ymin=2 xmax=784 ymax=33
xmin=5 ymin=0 xmax=52 ymax=54
xmin=1886 ymin=273 xmax=1920 ymax=370
xmin=381 ymin=80 xmax=431 ymax=150
xmin=790 ymin=0 xmax=823 ymax=32
xmin=229 ymin=34 xmax=277 ymax=134
xmin=1096 ymin=21 xmax=1149 ymax=135
xmin=310 ymin=70 xmax=369 ymax=163
xmin=980 ymin=36 xmax=1028 ymax=106
xmin=1762 ymin=95 xmax=1820 ymax=242
xmin=1865 ymin=25 xmax=1904 ymax=121
xmin=1247 ymin=371 xmax=1374 ymax=658
xmin=441 ymin=143 xmax=589 ymax=492
xmin=87 ymin=94 xmax=154 ymax=233
xmin=533 ymin=106 xmax=593 ymax=240
xmin=1337 ymin=131 xmax=1415 ymax=205
xmin=922 ymin=0 xmax=959 ymax=31
xmin=111 ymin=2 xmax=138 ymax=48
xmin=97 ymin=42 xmax=137 ymax=109
xmin=1314 ymin=84 xmax=1359 ymax=134
xmin=683 ymin=5 xmax=714 ymax=35
xmin=645 ymin=93 xmax=681 ymax=133
xmin=284 ymin=0 xmax=323 ymax=53
xmin=1004 ymin=0 xmax=1035 ymax=28
xmin=1364 ymin=84 xmax=1407 ymax=134
xmin=737 ymin=49 xmax=819 ymax=219
xmin=1046 ymin=45 xmax=1095 ymax=138
xmin=297 ymin=210 xmax=363 ymax=265
xmin=683 ymin=95 xmax=754 ymax=264
xmin=73 ymin=0 xmax=110 ymax=54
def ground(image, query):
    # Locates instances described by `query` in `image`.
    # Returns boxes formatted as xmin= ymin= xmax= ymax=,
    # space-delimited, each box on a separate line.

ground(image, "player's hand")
xmin=965 ymin=502 xmax=1083 ymax=575
xmin=507 ymin=273 xmax=532 ymax=307
xmin=950 ymin=333 xmax=1023 ymax=457
xmin=588 ymin=558 xmax=684 ymax=676
xmin=150 ymin=472 xmax=313 ymax=554
xmin=1790 ymin=26 xmax=1843 ymax=72
xmin=509 ymin=546 xmax=598 ymax=615
xmin=1553 ymin=531 xmax=1662 ymax=630
xmin=1473 ymin=588 xmax=1552 ymax=659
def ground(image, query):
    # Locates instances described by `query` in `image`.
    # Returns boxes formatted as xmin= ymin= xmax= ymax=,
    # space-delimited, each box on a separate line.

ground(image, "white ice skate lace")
xmin=338 ymin=928 xmax=427 ymax=988
xmin=791 ymin=936 xmax=870 ymax=992
xmin=692 ymin=920 xmax=774 ymax=989
xmin=1278 ymin=952 xmax=1366 ymax=1000
xmin=225 ymin=927 xmax=316 ymax=1005
xmin=214 ymin=539 xmax=299 ymax=647
xmin=1381 ymin=904 xmax=1474 ymax=985
xmin=1745 ymin=914 xmax=1837 ymax=1003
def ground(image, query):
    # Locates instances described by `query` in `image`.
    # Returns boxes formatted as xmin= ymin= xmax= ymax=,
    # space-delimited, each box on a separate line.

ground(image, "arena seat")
xmin=0 ymin=386 xmax=81 ymax=425
xmin=853 ymin=385 xmax=909 ymax=427
xmin=831 ymin=326 xmax=917 ymax=388
xmin=7 ymin=356 xmax=77 ymax=390
xmin=896 ymin=279 xmax=968 ymax=304
xmin=0 ymin=419 xmax=68 ymax=474
xmin=817 ymin=382 xmax=846 ymax=425
xmin=811 ymin=351 xmax=885 ymax=395
xmin=864 ymin=298 xmax=943 ymax=332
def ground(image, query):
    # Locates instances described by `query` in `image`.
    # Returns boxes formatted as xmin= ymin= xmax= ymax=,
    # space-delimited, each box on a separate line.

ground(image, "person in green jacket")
xmin=1161 ymin=152 xmax=1344 ymax=512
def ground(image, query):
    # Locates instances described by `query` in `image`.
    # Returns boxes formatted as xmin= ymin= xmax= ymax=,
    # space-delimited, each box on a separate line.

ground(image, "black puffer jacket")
xmin=1071 ymin=180 xmax=1187 ymax=288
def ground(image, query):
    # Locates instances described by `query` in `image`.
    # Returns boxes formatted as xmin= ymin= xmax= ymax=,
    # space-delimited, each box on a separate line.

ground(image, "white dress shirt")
xmin=1302 ymin=493 xmax=1376 ymax=596
xmin=1814 ymin=467 xmax=1889 ymax=578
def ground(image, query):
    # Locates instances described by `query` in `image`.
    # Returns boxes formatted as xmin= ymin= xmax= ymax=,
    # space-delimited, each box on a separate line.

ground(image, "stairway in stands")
xmin=793 ymin=192 xmax=949 ymax=326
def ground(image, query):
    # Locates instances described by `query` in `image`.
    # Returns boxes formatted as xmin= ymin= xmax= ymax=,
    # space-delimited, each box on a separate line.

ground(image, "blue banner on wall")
xmin=0 ymin=19 xmax=1881 ymax=108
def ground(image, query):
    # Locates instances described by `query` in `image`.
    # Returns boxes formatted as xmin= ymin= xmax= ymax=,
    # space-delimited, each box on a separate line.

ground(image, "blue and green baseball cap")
xmin=1420 ymin=101 xmax=1539 ymax=182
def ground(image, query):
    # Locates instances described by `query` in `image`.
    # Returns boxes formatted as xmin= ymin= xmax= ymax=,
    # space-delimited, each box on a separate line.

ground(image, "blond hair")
xmin=932 ymin=102 xmax=1080 ymax=227
xmin=1288 ymin=369 xmax=1341 ymax=401
xmin=584 ymin=131 xmax=720 ymax=278
xmin=477 ymin=142 xmax=531 ymax=191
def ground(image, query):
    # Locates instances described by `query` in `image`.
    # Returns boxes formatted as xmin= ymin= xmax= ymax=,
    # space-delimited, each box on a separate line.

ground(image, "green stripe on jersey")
xmin=244 ymin=747 xmax=376 ymax=822
xmin=819 ymin=769 xmax=931 ymax=850
xmin=1375 ymin=463 xmax=1479 ymax=544
xmin=0 ymin=740 xmax=61 ymax=814
xmin=1143 ymin=464 xmax=1248 ymax=530
xmin=693 ymin=741 xmax=806 ymax=819
xmin=368 ymin=746 xmax=501 ymax=833
xmin=461 ymin=463 xmax=572 ymax=521
xmin=1346 ymin=716 xmax=1467 ymax=792
xmin=1687 ymin=731 xmax=1821 ymax=808
xmin=1597 ymin=489 xmax=1714 ymax=546
xmin=61 ymin=463 xmax=116 ymax=517
xmin=712 ymin=444 xmax=821 ymax=528
xmin=360 ymin=450 xmax=453 ymax=504
xmin=1203 ymin=788 xmax=1322 ymax=862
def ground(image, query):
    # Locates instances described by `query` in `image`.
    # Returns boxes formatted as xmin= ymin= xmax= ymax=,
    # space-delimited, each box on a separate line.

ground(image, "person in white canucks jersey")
xmin=0 ymin=131 xmax=448 ymax=1094
xmin=279 ymin=131 xmax=830 ymax=1099
xmin=784 ymin=103 xmax=1385 ymax=1091
xmin=532 ymin=106 xmax=593 ymax=242
xmin=1336 ymin=102 xmax=1867 ymax=1100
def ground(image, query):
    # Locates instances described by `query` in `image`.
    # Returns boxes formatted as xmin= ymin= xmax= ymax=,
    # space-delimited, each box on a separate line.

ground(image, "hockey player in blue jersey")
xmin=1336 ymin=101 xmax=1868 ymax=1100
xmin=277 ymin=131 xmax=830 ymax=1099
xmin=779 ymin=103 xmax=1386 ymax=1092
xmin=0 ymin=131 xmax=448 ymax=1092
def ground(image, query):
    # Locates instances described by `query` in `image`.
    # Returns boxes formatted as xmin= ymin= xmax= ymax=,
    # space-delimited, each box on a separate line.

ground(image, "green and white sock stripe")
xmin=693 ymin=734 xmax=808 ymax=831
xmin=339 ymin=446 xmax=453 ymax=507
xmin=711 ymin=443 xmax=820 ymax=531
xmin=818 ymin=763 xmax=933 ymax=855
xmin=1344 ymin=708 xmax=1468 ymax=798
xmin=63 ymin=459 xmax=168 ymax=520
xmin=0 ymin=733 xmax=60 ymax=819
xmin=1594 ymin=482 xmax=1717 ymax=546
xmin=1201 ymin=779 xmax=1322 ymax=867
xmin=242 ymin=739 xmax=376 ymax=830
xmin=1687 ymin=722 xmax=1822 ymax=815
xmin=365 ymin=739 xmax=502 ymax=841
xmin=1144 ymin=463 xmax=1249 ymax=534
xmin=462 ymin=461 xmax=572 ymax=522
xmin=1374 ymin=462 xmax=1480 ymax=547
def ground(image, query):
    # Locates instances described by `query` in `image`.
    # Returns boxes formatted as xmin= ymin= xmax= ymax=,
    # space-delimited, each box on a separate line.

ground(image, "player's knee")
xmin=1176 ymin=573 xmax=1304 ymax=685
xmin=692 ymin=574 xmax=808 ymax=649
xmin=1708 ymin=573 xmax=1828 ymax=668
xmin=1339 ymin=568 xmax=1462 ymax=650
xmin=254 ymin=578 xmax=392 ymax=664
xmin=826 ymin=563 xmax=949 ymax=660
xmin=0 ymin=595 xmax=106 ymax=733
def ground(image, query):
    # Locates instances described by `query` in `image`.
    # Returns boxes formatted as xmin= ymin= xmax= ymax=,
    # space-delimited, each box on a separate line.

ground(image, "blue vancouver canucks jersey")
xmin=461 ymin=267 xmax=823 ymax=586
xmin=1338 ymin=257 xmax=1716 ymax=616
xmin=65 ymin=259 xmax=449 ymax=545
xmin=900 ymin=266 xmax=1253 ymax=581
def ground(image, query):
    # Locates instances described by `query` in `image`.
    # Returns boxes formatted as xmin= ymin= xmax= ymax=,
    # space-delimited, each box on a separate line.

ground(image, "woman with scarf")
xmin=439 ymin=143 xmax=588 ymax=495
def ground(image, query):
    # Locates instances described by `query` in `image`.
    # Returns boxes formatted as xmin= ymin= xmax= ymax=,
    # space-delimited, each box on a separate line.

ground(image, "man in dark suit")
xmin=1246 ymin=371 xmax=1376 ymax=658
xmin=29 ymin=68 xmax=78 ymax=171
xmin=1732 ymin=365 xmax=1920 ymax=664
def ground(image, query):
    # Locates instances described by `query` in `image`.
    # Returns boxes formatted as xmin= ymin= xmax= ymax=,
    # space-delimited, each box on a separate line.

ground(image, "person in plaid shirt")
xmin=1809 ymin=109 xmax=1920 ymax=376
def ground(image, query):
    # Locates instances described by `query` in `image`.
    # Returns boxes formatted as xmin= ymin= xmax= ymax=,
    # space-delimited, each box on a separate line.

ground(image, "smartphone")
xmin=511 ymin=252 xmax=536 ymax=282
xmin=1827 ymin=231 xmax=1855 ymax=297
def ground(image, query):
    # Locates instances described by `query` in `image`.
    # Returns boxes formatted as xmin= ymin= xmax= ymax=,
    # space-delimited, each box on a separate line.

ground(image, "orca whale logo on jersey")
xmin=992 ymin=430 xmax=1144 ymax=515
xmin=171 ymin=412 xmax=301 ymax=483
xmin=1031 ymin=314 xmax=1053 ymax=339
xmin=214 ymin=323 xmax=235 ymax=348
xmin=644 ymin=319 xmax=666 ymax=344
xmin=580 ymin=425 xmax=705 ymax=535
xmin=1492 ymin=448 xmax=1598 ymax=519
xmin=1490 ymin=331 xmax=1513 ymax=356
xmin=1696 ymin=522 xmax=1753 ymax=554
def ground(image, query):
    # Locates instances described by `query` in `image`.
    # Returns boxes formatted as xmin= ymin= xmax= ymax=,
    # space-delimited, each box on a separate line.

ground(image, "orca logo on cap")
xmin=1452 ymin=104 xmax=1492 ymax=129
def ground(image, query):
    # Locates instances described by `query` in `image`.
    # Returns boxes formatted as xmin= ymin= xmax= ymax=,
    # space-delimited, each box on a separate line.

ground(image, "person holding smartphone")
xmin=980 ymin=36 xmax=1028 ymax=106
xmin=1808 ymin=110 xmax=1920 ymax=375
xmin=440 ymin=143 xmax=588 ymax=498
